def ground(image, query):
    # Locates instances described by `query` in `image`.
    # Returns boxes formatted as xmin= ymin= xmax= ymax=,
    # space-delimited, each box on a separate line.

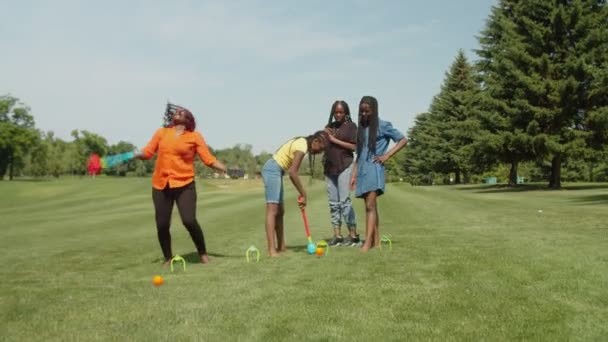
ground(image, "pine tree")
xmin=476 ymin=0 xmax=608 ymax=188
xmin=475 ymin=0 xmax=537 ymax=185
xmin=428 ymin=50 xmax=482 ymax=183
xmin=403 ymin=112 xmax=438 ymax=184
xmin=403 ymin=50 xmax=482 ymax=184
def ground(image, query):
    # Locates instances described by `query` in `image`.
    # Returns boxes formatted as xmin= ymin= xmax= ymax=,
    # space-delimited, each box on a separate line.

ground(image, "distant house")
xmin=228 ymin=168 xmax=245 ymax=179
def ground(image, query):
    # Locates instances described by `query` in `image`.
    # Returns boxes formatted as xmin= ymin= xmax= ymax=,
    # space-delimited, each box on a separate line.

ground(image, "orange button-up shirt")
xmin=142 ymin=127 xmax=217 ymax=189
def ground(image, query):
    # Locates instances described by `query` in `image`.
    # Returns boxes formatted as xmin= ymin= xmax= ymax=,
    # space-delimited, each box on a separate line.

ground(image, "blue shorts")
xmin=262 ymin=159 xmax=285 ymax=203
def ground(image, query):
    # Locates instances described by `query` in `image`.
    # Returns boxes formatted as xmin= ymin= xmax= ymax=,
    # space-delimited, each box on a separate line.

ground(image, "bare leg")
xmin=333 ymin=227 xmax=342 ymax=237
xmin=361 ymin=191 xmax=378 ymax=253
xmin=265 ymin=203 xmax=280 ymax=257
xmin=373 ymin=201 xmax=380 ymax=248
xmin=276 ymin=203 xmax=286 ymax=252
xmin=348 ymin=227 xmax=357 ymax=239
xmin=362 ymin=198 xmax=369 ymax=246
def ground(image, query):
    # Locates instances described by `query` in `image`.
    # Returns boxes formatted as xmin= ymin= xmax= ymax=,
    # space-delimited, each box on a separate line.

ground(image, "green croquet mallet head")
xmin=170 ymin=255 xmax=187 ymax=272
xmin=246 ymin=245 xmax=260 ymax=263
xmin=379 ymin=235 xmax=392 ymax=251
xmin=316 ymin=240 xmax=329 ymax=256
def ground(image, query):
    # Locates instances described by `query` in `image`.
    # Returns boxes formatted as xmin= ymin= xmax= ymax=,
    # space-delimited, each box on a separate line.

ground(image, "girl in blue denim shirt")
xmin=350 ymin=96 xmax=408 ymax=252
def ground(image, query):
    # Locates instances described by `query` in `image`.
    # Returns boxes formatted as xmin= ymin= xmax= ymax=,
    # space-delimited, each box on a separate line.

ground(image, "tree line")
xmin=400 ymin=0 xmax=608 ymax=189
xmin=2 ymin=1 xmax=607 ymax=188
xmin=0 ymin=95 xmax=280 ymax=180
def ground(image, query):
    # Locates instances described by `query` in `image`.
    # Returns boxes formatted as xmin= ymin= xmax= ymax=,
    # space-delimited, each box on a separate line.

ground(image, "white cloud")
xmin=0 ymin=1 xmax=459 ymax=154
xmin=133 ymin=2 xmax=373 ymax=62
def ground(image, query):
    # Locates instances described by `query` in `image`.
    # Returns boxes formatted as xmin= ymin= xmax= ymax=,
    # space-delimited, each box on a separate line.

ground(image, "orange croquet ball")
xmin=315 ymin=247 xmax=324 ymax=256
xmin=152 ymin=275 xmax=164 ymax=286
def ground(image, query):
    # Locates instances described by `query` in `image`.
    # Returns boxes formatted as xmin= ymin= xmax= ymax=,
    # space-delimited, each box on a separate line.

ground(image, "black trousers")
xmin=152 ymin=182 xmax=207 ymax=260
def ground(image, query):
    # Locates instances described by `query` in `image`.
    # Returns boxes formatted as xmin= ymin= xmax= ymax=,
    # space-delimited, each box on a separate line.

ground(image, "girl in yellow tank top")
xmin=261 ymin=131 xmax=329 ymax=257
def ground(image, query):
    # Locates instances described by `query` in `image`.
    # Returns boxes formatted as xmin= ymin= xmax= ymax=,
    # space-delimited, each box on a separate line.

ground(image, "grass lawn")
xmin=0 ymin=177 xmax=607 ymax=341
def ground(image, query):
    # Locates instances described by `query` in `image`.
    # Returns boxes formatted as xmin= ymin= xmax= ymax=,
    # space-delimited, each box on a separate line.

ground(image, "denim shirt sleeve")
xmin=380 ymin=120 xmax=405 ymax=143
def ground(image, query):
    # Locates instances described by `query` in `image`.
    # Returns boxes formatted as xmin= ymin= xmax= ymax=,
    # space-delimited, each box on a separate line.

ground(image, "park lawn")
xmin=0 ymin=177 xmax=606 ymax=341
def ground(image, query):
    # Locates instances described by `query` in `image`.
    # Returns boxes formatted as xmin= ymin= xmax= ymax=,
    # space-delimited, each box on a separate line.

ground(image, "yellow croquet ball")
xmin=315 ymin=247 xmax=324 ymax=256
xmin=152 ymin=275 xmax=164 ymax=286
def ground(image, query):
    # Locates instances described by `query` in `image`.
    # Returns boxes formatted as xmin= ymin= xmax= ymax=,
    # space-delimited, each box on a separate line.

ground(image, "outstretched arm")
xmin=195 ymin=132 xmax=227 ymax=174
xmin=210 ymin=160 xmax=227 ymax=174
xmin=135 ymin=129 xmax=162 ymax=160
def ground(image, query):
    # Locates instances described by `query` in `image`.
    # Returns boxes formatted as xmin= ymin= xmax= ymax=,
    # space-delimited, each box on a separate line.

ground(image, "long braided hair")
xmin=306 ymin=130 xmax=329 ymax=182
xmin=275 ymin=131 xmax=329 ymax=181
xmin=163 ymin=102 xmax=196 ymax=131
xmin=356 ymin=96 xmax=379 ymax=159
xmin=324 ymin=100 xmax=352 ymax=172
xmin=326 ymin=100 xmax=352 ymax=126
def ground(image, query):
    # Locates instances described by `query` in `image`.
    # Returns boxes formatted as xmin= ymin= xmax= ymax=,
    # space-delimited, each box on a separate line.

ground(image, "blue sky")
xmin=2 ymin=0 xmax=496 ymax=154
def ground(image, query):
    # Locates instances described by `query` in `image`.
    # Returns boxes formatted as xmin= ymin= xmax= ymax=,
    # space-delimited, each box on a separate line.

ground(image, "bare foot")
xmin=268 ymin=250 xmax=280 ymax=257
xmin=200 ymin=254 xmax=210 ymax=264
xmin=360 ymin=244 xmax=371 ymax=253
xmin=162 ymin=258 xmax=172 ymax=267
xmin=278 ymin=247 xmax=287 ymax=253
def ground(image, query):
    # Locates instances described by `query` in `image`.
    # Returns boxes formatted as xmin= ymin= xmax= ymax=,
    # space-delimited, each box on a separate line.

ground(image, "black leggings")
xmin=152 ymin=182 xmax=207 ymax=260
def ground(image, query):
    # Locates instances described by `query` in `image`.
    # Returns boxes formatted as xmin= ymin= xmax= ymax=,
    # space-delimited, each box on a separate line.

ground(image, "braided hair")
xmin=356 ymin=96 xmax=379 ymax=158
xmin=323 ymin=100 xmax=351 ymax=173
xmin=163 ymin=102 xmax=196 ymax=131
xmin=326 ymin=100 xmax=352 ymax=126
xmin=163 ymin=102 xmax=186 ymax=128
xmin=274 ymin=131 xmax=328 ymax=183
xmin=306 ymin=130 xmax=329 ymax=182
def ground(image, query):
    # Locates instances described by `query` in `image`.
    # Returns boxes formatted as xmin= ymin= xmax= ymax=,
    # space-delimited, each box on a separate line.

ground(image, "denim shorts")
xmin=262 ymin=158 xmax=285 ymax=203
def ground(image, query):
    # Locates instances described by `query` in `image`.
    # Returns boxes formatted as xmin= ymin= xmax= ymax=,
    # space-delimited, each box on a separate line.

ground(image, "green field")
xmin=1 ymin=178 xmax=607 ymax=341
